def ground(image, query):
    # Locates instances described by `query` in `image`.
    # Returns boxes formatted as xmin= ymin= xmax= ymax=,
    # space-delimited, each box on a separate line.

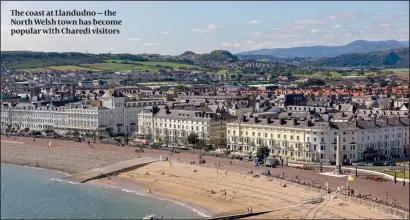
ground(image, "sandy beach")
xmin=1 ymin=140 xmax=136 ymax=174
xmin=1 ymin=137 xmax=405 ymax=219
xmin=94 ymin=161 xmax=399 ymax=219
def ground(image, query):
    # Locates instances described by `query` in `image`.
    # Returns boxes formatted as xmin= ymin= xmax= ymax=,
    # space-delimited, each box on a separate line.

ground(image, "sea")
xmin=1 ymin=163 xmax=209 ymax=219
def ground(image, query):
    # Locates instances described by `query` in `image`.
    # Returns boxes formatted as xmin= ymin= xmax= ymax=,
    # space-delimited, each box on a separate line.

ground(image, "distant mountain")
xmin=399 ymin=40 xmax=409 ymax=47
xmin=306 ymin=47 xmax=409 ymax=68
xmin=237 ymin=40 xmax=408 ymax=58
xmin=197 ymin=50 xmax=238 ymax=62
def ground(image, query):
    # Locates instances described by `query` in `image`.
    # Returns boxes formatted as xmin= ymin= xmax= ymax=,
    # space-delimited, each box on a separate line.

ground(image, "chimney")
xmin=165 ymin=105 xmax=170 ymax=114
xmin=267 ymin=118 xmax=273 ymax=124
xmin=242 ymin=115 xmax=246 ymax=122
xmin=254 ymin=116 xmax=258 ymax=123
xmin=280 ymin=118 xmax=286 ymax=125
xmin=307 ymin=120 xmax=313 ymax=127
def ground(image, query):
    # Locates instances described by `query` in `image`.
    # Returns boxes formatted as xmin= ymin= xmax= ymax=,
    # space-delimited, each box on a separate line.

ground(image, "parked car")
xmin=356 ymin=162 xmax=366 ymax=166
xmin=384 ymin=161 xmax=397 ymax=166
xmin=329 ymin=161 xmax=336 ymax=165
xmin=373 ymin=162 xmax=384 ymax=166
xmin=342 ymin=162 xmax=353 ymax=166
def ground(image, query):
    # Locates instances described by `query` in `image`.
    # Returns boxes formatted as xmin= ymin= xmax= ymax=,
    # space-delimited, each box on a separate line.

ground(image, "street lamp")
xmin=404 ymin=161 xmax=406 ymax=186
xmin=320 ymin=160 xmax=323 ymax=172
xmin=355 ymin=165 xmax=358 ymax=177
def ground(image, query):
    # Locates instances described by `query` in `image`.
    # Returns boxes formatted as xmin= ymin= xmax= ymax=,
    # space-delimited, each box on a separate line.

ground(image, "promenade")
xmin=1 ymin=135 xmax=409 ymax=209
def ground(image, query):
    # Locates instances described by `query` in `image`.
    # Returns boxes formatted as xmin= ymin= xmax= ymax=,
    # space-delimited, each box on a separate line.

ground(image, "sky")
xmin=1 ymin=1 xmax=409 ymax=55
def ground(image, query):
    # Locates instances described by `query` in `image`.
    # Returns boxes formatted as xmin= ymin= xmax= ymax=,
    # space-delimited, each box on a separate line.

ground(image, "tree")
xmin=256 ymin=146 xmax=270 ymax=160
xmin=187 ymin=132 xmax=199 ymax=145
xmin=306 ymin=78 xmax=325 ymax=86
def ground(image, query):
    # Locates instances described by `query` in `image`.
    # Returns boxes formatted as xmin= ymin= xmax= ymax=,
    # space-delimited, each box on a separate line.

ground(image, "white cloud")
xmin=332 ymin=24 xmax=341 ymax=29
xmin=273 ymin=28 xmax=281 ymax=31
xmin=205 ymin=37 xmax=212 ymax=40
xmin=161 ymin=30 xmax=171 ymax=35
xmin=245 ymin=40 xmax=255 ymax=44
xmin=142 ymin=43 xmax=161 ymax=47
xmin=192 ymin=24 xmax=222 ymax=33
xmin=380 ymin=24 xmax=390 ymax=27
xmin=252 ymin=32 xmax=262 ymax=36
xmin=294 ymin=19 xmax=324 ymax=25
xmin=126 ymin=37 xmax=140 ymax=41
xmin=310 ymin=29 xmax=320 ymax=34
xmin=101 ymin=48 xmax=116 ymax=52
xmin=220 ymin=43 xmax=231 ymax=48
xmin=220 ymin=42 xmax=240 ymax=48
xmin=247 ymin=20 xmax=261 ymax=24
xmin=325 ymin=12 xmax=364 ymax=20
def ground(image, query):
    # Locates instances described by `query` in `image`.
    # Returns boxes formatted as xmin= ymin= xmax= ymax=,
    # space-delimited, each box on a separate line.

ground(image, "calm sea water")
xmin=1 ymin=163 xmax=207 ymax=219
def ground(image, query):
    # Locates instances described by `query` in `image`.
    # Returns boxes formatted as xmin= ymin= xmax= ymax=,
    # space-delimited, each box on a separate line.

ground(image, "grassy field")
xmin=19 ymin=60 xmax=204 ymax=73
xmin=215 ymin=69 xmax=228 ymax=76
xmin=18 ymin=67 xmax=49 ymax=72
xmin=46 ymin=65 xmax=99 ymax=71
xmin=386 ymin=68 xmax=409 ymax=76
xmin=378 ymin=170 xmax=409 ymax=179
xmin=134 ymin=61 xmax=201 ymax=70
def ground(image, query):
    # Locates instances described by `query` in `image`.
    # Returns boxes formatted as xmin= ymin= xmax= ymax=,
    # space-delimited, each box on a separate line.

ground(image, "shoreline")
xmin=1 ymin=162 xmax=213 ymax=219
xmin=1 ymin=138 xmax=408 ymax=219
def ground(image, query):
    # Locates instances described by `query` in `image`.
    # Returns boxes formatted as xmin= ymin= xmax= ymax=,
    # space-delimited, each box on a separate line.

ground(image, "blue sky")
xmin=1 ymin=1 xmax=408 ymax=55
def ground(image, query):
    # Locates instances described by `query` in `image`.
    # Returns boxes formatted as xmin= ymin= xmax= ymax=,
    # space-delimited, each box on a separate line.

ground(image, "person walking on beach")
xmin=48 ymin=141 xmax=52 ymax=148
xmin=33 ymin=137 xmax=35 ymax=142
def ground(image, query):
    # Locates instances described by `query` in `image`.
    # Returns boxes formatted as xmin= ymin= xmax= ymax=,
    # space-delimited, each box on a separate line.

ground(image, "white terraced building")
xmin=226 ymin=115 xmax=409 ymax=162
xmin=137 ymin=105 xmax=231 ymax=149
xmin=1 ymin=90 xmax=163 ymax=136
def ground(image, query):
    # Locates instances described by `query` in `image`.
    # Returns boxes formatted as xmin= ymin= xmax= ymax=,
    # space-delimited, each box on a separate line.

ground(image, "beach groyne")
xmin=66 ymin=157 xmax=159 ymax=183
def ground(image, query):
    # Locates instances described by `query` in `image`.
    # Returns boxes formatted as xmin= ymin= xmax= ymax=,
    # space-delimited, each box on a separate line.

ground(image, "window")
xmin=296 ymin=136 xmax=299 ymax=141
xmin=314 ymin=137 xmax=317 ymax=142
xmin=343 ymin=145 xmax=346 ymax=151
xmin=320 ymin=154 xmax=324 ymax=159
xmin=307 ymin=137 xmax=310 ymax=141
xmin=321 ymin=138 xmax=324 ymax=142
xmin=314 ymin=145 xmax=317 ymax=150
xmin=320 ymin=145 xmax=325 ymax=151
xmin=278 ymin=134 xmax=281 ymax=138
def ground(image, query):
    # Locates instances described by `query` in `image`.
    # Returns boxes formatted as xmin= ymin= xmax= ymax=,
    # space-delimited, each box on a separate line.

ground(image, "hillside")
xmin=198 ymin=50 xmax=238 ymax=62
xmin=237 ymin=40 xmax=408 ymax=58
xmin=306 ymin=47 xmax=409 ymax=68
xmin=0 ymin=50 xmax=238 ymax=70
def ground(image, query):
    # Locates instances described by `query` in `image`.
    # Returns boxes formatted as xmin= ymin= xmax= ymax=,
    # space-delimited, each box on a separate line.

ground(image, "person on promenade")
xmin=48 ymin=141 xmax=51 ymax=148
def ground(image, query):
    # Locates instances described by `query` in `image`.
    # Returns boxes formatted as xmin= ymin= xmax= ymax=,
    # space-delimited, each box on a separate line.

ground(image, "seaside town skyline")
xmin=1 ymin=1 xmax=409 ymax=220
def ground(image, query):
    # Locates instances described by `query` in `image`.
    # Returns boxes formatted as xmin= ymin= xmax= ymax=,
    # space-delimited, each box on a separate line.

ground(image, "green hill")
xmin=308 ymin=48 xmax=409 ymax=68
xmin=198 ymin=50 xmax=238 ymax=62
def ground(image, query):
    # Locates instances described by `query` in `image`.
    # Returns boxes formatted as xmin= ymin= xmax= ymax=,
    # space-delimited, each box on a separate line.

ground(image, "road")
xmin=2 ymin=135 xmax=409 ymax=209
